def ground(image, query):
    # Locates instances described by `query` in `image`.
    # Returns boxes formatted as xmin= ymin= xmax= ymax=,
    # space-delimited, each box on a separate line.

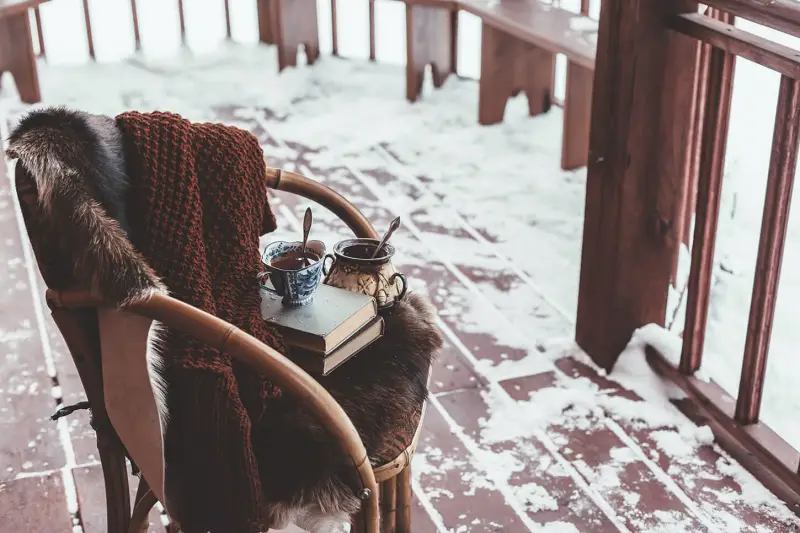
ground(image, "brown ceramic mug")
xmin=322 ymin=238 xmax=407 ymax=309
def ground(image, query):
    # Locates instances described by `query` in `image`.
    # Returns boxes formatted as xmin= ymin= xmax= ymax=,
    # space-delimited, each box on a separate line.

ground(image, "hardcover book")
xmin=289 ymin=316 xmax=384 ymax=375
xmin=261 ymin=283 xmax=378 ymax=354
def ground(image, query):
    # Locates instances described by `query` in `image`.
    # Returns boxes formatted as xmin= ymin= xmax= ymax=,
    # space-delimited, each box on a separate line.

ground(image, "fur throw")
xmin=8 ymin=107 xmax=442 ymax=533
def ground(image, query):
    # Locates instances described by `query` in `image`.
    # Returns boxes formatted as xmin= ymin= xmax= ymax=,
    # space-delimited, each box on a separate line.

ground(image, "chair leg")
xmin=380 ymin=477 xmax=397 ymax=533
xmin=395 ymin=467 xmax=412 ymax=533
xmin=561 ymin=61 xmax=594 ymax=170
xmin=350 ymin=508 xmax=366 ymax=533
xmin=0 ymin=12 xmax=41 ymax=104
xmin=96 ymin=428 xmax=132 ymax=533
xmin=129 ymin=479 xmax=158 ymax=533
xmin=405 ymin=4 xmax=455 ymax=102
xmin=273 ymin=0 xmax=319 ymax=72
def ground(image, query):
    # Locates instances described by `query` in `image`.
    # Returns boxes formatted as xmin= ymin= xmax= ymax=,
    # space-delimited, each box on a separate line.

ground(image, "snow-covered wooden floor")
xmin=1 ymin=49 xmax=799 ymax=533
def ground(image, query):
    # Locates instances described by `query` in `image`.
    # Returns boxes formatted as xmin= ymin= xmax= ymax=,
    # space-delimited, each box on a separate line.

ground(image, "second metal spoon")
xmin=371 ymin=216 xmax=400 ymax=259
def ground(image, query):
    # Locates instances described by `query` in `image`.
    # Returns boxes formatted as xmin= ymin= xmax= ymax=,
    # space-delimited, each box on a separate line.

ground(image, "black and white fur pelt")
xmin=7 ymin=107 xmax=172 ymax=434
xmin=7 ymin=107 xmax=443 ymax=533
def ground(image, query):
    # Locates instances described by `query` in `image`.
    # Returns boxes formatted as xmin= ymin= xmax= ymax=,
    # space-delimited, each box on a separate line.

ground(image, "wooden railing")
xmin=31 ymin=0 xmax=232 ymax=60
xmin=576 ymin=0 xmax=800 ymax=513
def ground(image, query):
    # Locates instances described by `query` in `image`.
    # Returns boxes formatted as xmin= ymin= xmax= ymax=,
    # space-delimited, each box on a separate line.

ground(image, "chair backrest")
xmin=14 ymin=164 xmax=169 ymax=505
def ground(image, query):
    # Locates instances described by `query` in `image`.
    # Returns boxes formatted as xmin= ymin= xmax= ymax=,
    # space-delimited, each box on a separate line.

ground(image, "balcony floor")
xmin=1 ymin=47 xmax=799 ymax=532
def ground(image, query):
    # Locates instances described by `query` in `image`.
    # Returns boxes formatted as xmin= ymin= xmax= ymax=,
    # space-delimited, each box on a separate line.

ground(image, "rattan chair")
xmin=14 ymin=164 xmax=426 ymax=533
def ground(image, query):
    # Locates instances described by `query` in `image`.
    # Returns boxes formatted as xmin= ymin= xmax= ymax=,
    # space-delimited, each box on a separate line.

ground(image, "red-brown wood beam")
xmin=224 ymin=0 xmax=232 ymax=39
xmin=671 ymin=7 xmax=722 ymax=285
xmin=368 ymin=0 xmax=374 ymax=60
xmin=130 ymin=0 xmax=141 ymax=51
xmin=575 ymin=0 xmax=698 ymax=371
xmin=735 ymin=75 xmax=800 ymax=425
xmin=82 ymin=0 xmax=95 ymax=59
xmin=333 ymin=0 xmax=340 ymax=56
xmin=177 ymin=0 xmax=186 ymax=45
xmin=646 ymin=345 xmax=800 ymax=512
xmin=703 ymin=0 xmax=800 ymax=40
xmin=678 ymin=46 xmax=735 ymax=376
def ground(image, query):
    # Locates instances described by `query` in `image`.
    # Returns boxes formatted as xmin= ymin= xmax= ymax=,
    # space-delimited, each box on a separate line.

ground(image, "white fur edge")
xmin=294 ymin=506 xmax=350 ymax=533
xmin=268 ymin=503 xmax=348 ymax=533
xmin=145 ymin=320 xmax=170 ymax=431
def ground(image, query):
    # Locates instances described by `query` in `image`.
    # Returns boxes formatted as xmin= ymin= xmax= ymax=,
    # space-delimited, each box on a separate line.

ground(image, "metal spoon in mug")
xmin=371 ymin=216 xmax=400 ymax=259
xmin=301 ymin=207 xmax=313 ymax=266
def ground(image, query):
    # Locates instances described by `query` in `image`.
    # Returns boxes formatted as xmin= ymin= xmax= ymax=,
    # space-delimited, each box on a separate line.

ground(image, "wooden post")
xmin=575 ymin=0 xmax=699 ymax=370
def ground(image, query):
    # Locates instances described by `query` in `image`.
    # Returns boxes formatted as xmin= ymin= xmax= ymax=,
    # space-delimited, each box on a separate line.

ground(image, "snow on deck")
xmin=0 ymin=0 xmax=800 ymax=533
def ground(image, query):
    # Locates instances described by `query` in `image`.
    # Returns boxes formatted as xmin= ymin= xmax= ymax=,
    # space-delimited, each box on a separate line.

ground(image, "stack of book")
xmin=260 ymin=284 xmax=384 ymax=375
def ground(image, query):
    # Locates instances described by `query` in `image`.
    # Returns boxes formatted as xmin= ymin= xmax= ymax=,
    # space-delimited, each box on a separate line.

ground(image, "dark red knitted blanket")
xmin=117 ymin=111 xmax=284 ymax=533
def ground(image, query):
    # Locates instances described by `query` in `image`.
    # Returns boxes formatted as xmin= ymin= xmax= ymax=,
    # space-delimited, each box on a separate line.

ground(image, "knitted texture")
xmin=116 ymin=111 xmax=283 ymax=533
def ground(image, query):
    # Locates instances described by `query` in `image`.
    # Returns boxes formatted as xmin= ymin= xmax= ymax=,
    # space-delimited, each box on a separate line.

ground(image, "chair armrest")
xmin=265 ymin=167 xmax=379 ymax=240
xmin=46 ymin=288 xmax=381 ymax=531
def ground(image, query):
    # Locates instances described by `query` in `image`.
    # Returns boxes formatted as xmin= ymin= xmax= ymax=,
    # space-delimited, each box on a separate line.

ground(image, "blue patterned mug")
xmin=260 ymin=240 xmax=326 ymax=306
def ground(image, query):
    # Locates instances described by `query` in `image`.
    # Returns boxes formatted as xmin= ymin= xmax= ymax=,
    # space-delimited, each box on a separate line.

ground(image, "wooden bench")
xmin=461 ymin=0 xmax=597 ymax=170
xmin=404 ymin=0 xmax=597 ymax=170
xmin=0 ymin=0 xmax=48 ymax=104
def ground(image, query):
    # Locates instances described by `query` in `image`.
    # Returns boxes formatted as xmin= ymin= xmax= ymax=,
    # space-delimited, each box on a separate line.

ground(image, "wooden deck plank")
xmin=556 ymin=355 xmax=800 ymax=532
xmin=0 ymin=473 xmax=73 ymax=531
xmin=438 ymin=386 xmax=620 ymax=531
xmin=415 ymin=402 xmax=529 ymax=531
xmin=74 ymin=465 xmax=166 ymax=533
xmin=0 ymin=159 xmax=65 ymax=480
xmin=39 ymin=302 xmax=100 ymax=465
xmin=498 ymin=373 xmax=711 ymax=532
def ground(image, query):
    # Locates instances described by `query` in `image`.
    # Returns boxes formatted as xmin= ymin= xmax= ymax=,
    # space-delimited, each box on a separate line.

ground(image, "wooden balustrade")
xmin=588 ymin=0 xmax=800 ymax=514
xmin=704 ymin=0 xmax=800 ymax=39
